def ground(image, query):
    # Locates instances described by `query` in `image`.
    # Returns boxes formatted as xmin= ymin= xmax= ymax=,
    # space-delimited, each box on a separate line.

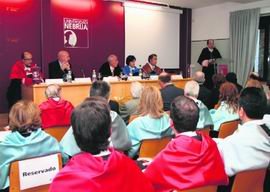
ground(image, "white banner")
xmin=18 ymin=154 xmax=60 ymax=190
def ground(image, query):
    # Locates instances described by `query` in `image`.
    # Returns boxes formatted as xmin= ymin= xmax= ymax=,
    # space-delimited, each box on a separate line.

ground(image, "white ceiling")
xmin=142 ymin=0 xmax=262 ymax=9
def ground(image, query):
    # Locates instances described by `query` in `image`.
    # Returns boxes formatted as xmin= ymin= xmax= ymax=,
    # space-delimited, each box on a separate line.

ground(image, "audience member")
xmin=49 ymin=97 xmax=154 ymax=192
xmin=60 ymin=81 xmax=131 ymax=156
xmin=226 ymin=72 xmax=243 ymax=93
xmin=211 ymin=73 xmax=226 ymax=108
xmin=193 ymin=71 xmax=212 ymax=109
xmin=127 ymin=86 xmax=173 ymax=158
xmin=144 ymin=96 xmax=228 ymax=191
xmin=215 ymin=87 xmax=270 ymax=177
xmin=246 ymin=79 xmax=263 ymax=89
xmin=210 ymin=82 xmax=239 ymax=132
xmin=141 ymin=54 xmax=162 ymax=75
xmin=120 ymin=82 xmax=143 ymax=124
xmin=184 ymin=80 xmax=213 ymax=129
xmin=48 ymin=50 xmax=75 ymax=79
xmin=6 ymin=51 xmax=36 ymax=108
xmin=0 ymin=101 xmax=67 ymax=191
xmin=159 ymin=72 xmax=184 ymax=111
xmin=99 ymin=54 xmax=122 ymax=77
xmin=122 ymin=55 xmax=140 ymax=76
xmin=39 ymin=84 xmax=74 ymax=129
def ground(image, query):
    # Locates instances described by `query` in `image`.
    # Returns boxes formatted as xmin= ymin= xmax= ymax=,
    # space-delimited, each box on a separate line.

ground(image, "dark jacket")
xmin=198 ymin=84 xmax=212 ymax=109
xmin=109 ymin=100 xmax=120 ymax=114
xmin=48 ymin=60 xmax=74 ymax=79
xmin=99 ymin=62 xmax=122 ymax=77
xmin=160 ymin=84 xmax=184 ymax=111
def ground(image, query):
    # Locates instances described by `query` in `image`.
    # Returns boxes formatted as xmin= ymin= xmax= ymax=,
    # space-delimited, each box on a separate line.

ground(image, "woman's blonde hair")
xmin=9 ymin=100 xmax=41 ymax=132
xmin=137 ymin=86 xmax=164 ymax=118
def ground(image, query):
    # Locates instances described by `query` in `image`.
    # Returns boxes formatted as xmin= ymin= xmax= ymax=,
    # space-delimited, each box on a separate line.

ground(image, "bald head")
xmin=107 ymin=54 xmax=119 ymax=68
xmin=21 ymin=51 xmax=33 ymax=67
xmin=193 ymin=71 xmax=205 ymax=84
xmin=57 ymin=50 xmax=70 ymax=63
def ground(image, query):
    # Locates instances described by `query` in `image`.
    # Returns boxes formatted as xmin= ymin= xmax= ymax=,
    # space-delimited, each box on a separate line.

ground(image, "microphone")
xmin=81 ymin=68 xmax=85 ymax=78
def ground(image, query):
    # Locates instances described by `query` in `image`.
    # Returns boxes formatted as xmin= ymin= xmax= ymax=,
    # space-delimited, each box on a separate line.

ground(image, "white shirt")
xmin=214 ymin=116 xmax=270 ymax=176
xmin=110 ymin=66 xmax=115 ymax=75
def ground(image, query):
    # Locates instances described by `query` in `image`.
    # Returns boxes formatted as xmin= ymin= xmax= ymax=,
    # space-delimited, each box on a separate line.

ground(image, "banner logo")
xmin=64 ymin=18 xmax=89 ymax=48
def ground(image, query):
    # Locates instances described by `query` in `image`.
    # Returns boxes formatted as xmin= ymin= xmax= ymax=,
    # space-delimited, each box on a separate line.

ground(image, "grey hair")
xmin=130 ymin=82 xmax=143 ymax=99
xmin=193 ymin=71 xmax=205 ymax=84
xmin=45 ymin=84 xmax=61 ymax=99
xmin=184 ymin=80 xmax=200 ymax=98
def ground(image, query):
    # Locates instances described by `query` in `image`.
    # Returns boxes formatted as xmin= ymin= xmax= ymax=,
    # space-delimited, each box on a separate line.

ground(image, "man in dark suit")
xmin=193 ymin=71 xmax=212 ymax=109
xmin=48 ymin=50 xmax=74 ymax=79
xmin=197 ymin=39 xmax=222 ymax=89
xmin=159 ymin=72 xmax=184 ymax=111
xmin=99 ymin=54 xmax=122 ymax=77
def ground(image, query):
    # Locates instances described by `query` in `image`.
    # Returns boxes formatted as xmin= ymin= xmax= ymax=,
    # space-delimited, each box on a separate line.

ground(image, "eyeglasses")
xmin=23 ymin=58 xmax=32 ymax=61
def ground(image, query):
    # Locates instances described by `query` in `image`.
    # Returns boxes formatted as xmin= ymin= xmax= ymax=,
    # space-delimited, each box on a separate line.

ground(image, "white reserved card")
xmin=18 ymin=154 xmax=60 ymax=190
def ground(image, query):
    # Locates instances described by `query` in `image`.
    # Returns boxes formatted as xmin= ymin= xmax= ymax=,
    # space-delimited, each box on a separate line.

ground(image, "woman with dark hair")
xmin=49 ymin=97 xmax=154 ymax=192
xmin=122 ymin=55 xmax=140 ymax=76
xmin=210 ymin=82 xmax=239 ymax=132
xmin=0 ymin=100 xmax=67 ymax=191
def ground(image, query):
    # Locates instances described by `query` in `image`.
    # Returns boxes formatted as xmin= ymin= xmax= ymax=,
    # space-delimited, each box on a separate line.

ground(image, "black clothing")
xmin=99 ymin=62 xmax=122 ymax=77
xmin=198 ymin=47 xmax=222 ymax=89
xmin=48 ymin=60 xmax=74 ymax=79
xmin=198 ymin=84 xmax=212 ymax=109
xmin=160 ymin=84 xmax=184 ymax=111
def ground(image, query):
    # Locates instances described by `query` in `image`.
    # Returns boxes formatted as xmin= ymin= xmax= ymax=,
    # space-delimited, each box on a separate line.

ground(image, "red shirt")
xmin=39 ymin=98 xmax=74 ymax=129
xmin=144 ymin=132 xmax=228 ymax=192
xmin=49 ymin=149 xmax=154 ymax=192
xmin=10 ymin=60 xmax=36 ymax=85
xmin=142 ymin=63 xmax=162 ymax=75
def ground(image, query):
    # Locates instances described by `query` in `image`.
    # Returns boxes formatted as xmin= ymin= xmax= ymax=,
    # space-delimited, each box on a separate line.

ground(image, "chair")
xmin=218 ymin=120 xmax=240 ymax=138
xmin=197 ymin=126 xmax=212 ymax=136
xmin=44 ymin=126 xmax=69 ymax=142
xmin=231 ymin=168 xmax=267 ymax=192
xmin=9 ymin=153 xmax=62 ymax=192
xmin=128 ymin=114 xmax=139 ymax=124
xmin=138 ymin=137 xmax=171 ymax=158
xmin=177 ymin=185 xmax=217 ymax=192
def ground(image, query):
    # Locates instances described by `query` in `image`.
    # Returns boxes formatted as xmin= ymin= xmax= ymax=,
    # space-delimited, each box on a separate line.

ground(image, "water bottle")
xmin=66 ymin=70 xmax=72 ymax=83
xmin=139 ymin=65 xmax=142 ymax=79
xmin=92 ymin=70 xmax=97 ymax=82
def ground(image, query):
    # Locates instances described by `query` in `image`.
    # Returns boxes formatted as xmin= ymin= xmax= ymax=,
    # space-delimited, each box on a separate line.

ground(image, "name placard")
xmin=18 ymin=154 xmax=59 ymax=190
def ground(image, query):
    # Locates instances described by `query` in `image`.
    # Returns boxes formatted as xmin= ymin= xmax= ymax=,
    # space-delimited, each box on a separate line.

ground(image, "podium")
xmin=22 ymin=78 xmax=191 ymax=106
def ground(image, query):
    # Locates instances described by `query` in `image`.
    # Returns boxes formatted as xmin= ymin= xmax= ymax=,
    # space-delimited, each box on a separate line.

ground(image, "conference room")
xmin=0 ymin=0 xmax=269 ymax=192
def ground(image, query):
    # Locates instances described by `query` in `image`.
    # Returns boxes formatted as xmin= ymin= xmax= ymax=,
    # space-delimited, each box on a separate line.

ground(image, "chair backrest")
xmin=231 ymin=168 xmax=267 ymax=192
xmin=128 ymin=114 xmax=139 ymax=124
xmin=177 ymin=185 xmax=217 ymax=192
xmin=218 ymin=120 xmax=240 ymax=138
xmin=197 ymin=126 xmax=212 ymax=136
xmin=9 ymin=153 xmax=62 ymax=192
xmin=139 ymin=137 xmax=171 ymax=158
xmin=44 ymin=126 xmax=69 ymax=142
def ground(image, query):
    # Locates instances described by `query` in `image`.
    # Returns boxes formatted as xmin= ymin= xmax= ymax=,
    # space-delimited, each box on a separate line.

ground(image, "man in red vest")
xmin=7 ymin=51 xmax=37 ymax=108
xmin=144 ymin=96 xmax=228 ymax=192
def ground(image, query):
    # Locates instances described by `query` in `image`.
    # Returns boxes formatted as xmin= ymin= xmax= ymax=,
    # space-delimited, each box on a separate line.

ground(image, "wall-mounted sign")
xmin=63 ymin=18 xmax=89 ymax=48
